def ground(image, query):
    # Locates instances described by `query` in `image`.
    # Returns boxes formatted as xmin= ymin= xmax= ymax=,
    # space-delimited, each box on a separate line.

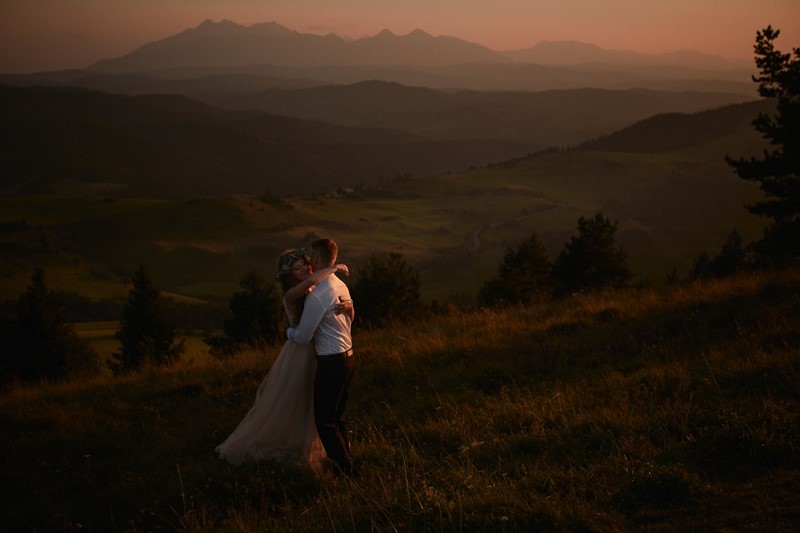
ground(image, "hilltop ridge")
xmin=88 ymin=19 xmax=505 ymax=72
xmin=75 ymin=19 xmax=754 ymax=94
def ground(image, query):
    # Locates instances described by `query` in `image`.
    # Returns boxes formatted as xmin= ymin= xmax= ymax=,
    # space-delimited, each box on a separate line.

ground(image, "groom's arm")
xmin=287 ymin=293 xmax=326 ymax=345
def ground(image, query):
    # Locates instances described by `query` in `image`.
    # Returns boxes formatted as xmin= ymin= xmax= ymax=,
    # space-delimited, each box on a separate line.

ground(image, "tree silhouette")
xmin=223 ymin=269 xmax=282 ymax=347
xmin=110 ymin=265 xmax=183 ymax=374
xmin=551 ymin=213 xmax=631 ymax=295
xmin=351 ymin=252 xmax=421 ymax=328
xmin=726 ymin=26 xmax=799 ymax=260
xmin=479 ymin=233 xmax=552 ymax=306
xmin=3 ymin=268 xmax=98 ymax=383
xmin=690 ymin=229 xmax=748 ymax=280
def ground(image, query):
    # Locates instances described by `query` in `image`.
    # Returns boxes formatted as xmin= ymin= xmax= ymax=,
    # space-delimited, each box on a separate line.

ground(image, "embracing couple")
xmin=216 ymin=237 xmax=356 ymax=477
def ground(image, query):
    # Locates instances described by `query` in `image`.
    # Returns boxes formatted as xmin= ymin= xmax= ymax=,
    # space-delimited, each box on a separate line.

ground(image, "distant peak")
xmin=248 ymin=20 xmax=296 ymax=35
xmin=408 ymin=29 xmax=431 ymax=37
xmin=375 ymin=29 xmax=396 ymax=38
xmin=195 ymin=19 xmax=242 ymax=31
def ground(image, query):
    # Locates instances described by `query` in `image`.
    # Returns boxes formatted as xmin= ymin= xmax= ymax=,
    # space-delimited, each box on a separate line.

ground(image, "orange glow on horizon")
xmin=1 ymin=0 xmax=798 ymax=73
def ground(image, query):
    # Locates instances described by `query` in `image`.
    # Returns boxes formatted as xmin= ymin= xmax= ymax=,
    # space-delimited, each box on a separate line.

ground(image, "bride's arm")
xmin=335 ymin=296 xmax=355 ymax=321
xmin=284 ymin=264 xmax=350 ymax=306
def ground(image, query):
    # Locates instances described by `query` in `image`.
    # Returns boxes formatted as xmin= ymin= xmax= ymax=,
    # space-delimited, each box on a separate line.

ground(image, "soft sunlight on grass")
xmin=4 ymin=269 xmax=797 ymax=531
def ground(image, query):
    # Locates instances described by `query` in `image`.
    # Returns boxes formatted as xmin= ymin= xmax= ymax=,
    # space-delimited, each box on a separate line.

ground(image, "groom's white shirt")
xmin=287 ymin=275 xmax=352 ymax=356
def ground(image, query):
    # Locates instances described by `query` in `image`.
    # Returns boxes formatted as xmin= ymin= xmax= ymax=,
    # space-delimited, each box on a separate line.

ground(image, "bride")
xmin=215 ymin=248 xmax=352 ymax=467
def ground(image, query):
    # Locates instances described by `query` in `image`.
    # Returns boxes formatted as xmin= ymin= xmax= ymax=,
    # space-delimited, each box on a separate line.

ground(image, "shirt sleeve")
xmin=286 ymin=293 xmax=326 ymax=345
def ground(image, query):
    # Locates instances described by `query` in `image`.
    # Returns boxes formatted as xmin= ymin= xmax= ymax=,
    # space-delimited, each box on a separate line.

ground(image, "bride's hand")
xmin=335 ymin=296 xmax=353 ymax=315
xmin=336 ymin=264 xmax=349 ymax=276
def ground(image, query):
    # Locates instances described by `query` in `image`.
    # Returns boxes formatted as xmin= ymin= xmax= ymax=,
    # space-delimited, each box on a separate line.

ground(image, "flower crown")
xmin=276 ymin=248 xmax=309 ymax=281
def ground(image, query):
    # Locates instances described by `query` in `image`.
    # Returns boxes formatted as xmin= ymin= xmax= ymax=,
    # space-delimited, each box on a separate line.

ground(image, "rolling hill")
xmin=2 ymin=79 xmax=755 ymax=199
xmin=204 ymin=81 xmax=756 ymax=145
xmin=577 ymin=99 xmax=774 ymax=153
xmin=0 ymin=84 xmax=536 ymax=198
xmin=0 ymin=97 xmax=770 ymax=303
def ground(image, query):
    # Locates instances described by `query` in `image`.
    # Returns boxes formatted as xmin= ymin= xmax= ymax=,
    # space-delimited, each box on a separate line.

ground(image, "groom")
xmin=287 ymin=237 xmax=355 ymax=476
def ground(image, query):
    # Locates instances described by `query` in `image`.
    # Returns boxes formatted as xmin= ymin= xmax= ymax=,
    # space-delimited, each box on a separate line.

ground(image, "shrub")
xmin=478 ymin=233 xmax=552 ymax=306
xmin=206 ymin=270 xmax=282 ymax=357
xmin=351 ymin=252 xmax=421 ymax=328
xmin=689 ymin=229 xmax=749 ymax=280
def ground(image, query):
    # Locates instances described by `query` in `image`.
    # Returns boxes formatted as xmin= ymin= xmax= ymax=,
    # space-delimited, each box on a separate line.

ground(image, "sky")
xmin=1 ymin=0 xmax=798 ymax=74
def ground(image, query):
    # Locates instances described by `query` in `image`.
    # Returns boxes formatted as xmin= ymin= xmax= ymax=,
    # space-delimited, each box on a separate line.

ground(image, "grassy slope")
xmin=1 ymin=271 xmax=797 ymax=531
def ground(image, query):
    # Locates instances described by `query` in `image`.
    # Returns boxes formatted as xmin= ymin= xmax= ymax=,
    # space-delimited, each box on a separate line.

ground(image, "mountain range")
xmin=87 ymin=19 xmax=751 ymax=71
xmin=0 ymin=18 xmax=765 ymax=200
xmin=89 ymin=20 xmax=504 ymax=71
xmin=66 ymin=19 xmax=754 ymax=94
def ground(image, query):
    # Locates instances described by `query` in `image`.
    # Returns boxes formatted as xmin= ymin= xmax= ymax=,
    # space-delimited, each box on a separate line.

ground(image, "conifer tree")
xmin=478 ymin=233 xmax=552 ymax=306
xmin=4 ymin=268 xmax=98 ymax=383
xmin=110 ymin=265 xmax=183 ymax=374
xmin=690 ymin=229 xmax=748 ymax=280
xmin=711 ymin=229 xmax=747 ymax=277
xmin=551 ymin=213 xmax=631 ymax=295
xmin=726 ymin=26 xmax=799 ymax=260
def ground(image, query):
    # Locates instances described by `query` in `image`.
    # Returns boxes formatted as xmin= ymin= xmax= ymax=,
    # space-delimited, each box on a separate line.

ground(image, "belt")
xmin=316 ymin=347 xmax=353 ymax=359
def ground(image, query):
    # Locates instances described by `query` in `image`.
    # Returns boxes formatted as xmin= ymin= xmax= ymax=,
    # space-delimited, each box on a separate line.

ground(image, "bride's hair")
xmin=275 ymin=248 xmax=309 ymax=332
xmin=275 ymin=248 xmax=310 ymax=293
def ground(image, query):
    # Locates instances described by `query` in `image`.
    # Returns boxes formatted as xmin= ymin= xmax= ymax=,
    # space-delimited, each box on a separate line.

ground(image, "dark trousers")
xmin=314 ymin=354 xmax=355 ymax=475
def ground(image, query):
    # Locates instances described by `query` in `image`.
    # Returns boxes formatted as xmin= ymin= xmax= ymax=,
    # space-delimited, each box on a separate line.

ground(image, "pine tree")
xmin=711 ymin=229 xmax=747 ymax=277
xmin=5 ymin=268 xmax=98 ymax=383
xmin=551 ymin=213 xmax=632 ymax=295
xmin=726 ymin=26 xmax=800 ymax=260
xmin=690 ymin=229 xmax=748 ymax=280
xmin=478 ymin=233 xmax=552 ymax=306
xmin=110 ymin=265 xmax=183 ymax=374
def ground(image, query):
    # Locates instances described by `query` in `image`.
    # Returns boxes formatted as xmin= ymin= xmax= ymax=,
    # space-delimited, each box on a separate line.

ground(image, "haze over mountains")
xmin=83 ymin=20 xmax=752 ymax=93
xmin=3 ymin=19 xmax=754 ymax=94
xmin=0 ymin=18 xmax=764 ymax=199
xmin=85 ymin=19 xmax=751 ymax=70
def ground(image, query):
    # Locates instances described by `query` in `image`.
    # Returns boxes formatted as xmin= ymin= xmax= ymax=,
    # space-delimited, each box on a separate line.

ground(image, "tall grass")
xmin=1 ymin=270 xmax=798 ymax=531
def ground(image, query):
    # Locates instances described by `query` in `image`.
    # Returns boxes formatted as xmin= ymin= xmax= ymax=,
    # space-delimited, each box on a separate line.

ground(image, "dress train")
xmin=216 ymin=338 xmax=325 ymax=468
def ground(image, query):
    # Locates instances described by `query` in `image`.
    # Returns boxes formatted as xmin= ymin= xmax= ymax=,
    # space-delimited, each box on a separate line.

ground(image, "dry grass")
xmin=1 ymin=269 xmax=798 ymax=531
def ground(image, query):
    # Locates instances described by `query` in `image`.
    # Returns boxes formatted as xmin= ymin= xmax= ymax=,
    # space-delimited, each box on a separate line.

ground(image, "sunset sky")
xmin=1 ymin=0 xmax=798 ymax=73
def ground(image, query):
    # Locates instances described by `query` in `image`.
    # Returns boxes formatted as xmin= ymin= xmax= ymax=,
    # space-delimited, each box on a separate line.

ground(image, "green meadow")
xmin=0 ymin=124 xmax=766 ymax=305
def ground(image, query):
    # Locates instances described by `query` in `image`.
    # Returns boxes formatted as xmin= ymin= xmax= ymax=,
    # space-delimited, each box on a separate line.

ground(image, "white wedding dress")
xmin=216 ymin=300 xmax=325 ymax=468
